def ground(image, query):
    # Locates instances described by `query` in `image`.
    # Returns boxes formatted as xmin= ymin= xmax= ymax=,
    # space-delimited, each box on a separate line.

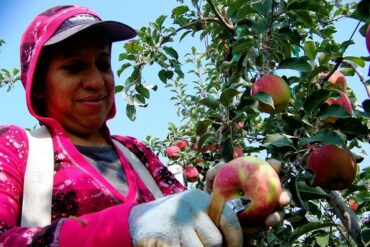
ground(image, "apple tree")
xmin=0 ymin=39 xmax=20 ymax=91
xmin=117 ymin=0 xmax=370 ymax=245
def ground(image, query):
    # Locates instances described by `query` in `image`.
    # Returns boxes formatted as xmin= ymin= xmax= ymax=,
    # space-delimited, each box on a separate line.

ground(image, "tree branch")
xmin=327 ymin=191 xmax=363 ymax=246
xmin=342 ymin=59 xmax=370 ymax=98
xmin=205 ymin=0 xmax=235 ymax=32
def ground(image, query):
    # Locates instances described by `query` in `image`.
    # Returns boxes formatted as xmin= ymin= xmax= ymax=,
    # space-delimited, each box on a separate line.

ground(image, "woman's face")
xmin=42 ymin=32 xmax=114 ymax=141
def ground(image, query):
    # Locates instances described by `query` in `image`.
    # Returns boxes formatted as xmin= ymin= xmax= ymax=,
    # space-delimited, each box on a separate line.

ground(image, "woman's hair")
xmin=31 ymin=46 xmax=53 ymax=116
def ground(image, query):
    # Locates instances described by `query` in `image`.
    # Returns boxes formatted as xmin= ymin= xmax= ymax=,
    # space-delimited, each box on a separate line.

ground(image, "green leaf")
xmin=319 ymin=105 xmax=351 ymax=120
xmin=250 ymin=0 xmax=272 ymax=17
xmin=278 ymin=57 xmax=312 ymax=72
xmin=220 ymin=88 xmax=240 ymax=107
xmin=315 ymin=233 xmax=329 ymax=247
xmin=115 ymin=85 xmax=124 ymax=93
xmin=303 ymin=89 xmax=332 ymax=115
xmin=124 ymin=40 xmax=140 ymax=53
xmin=299 ymin=128 xmax=346 ymax=147
xmin=253 ymin=92 xmax=274 ymax=109
xmin=158 ymin=69 xmax=167 ymax=83
xmin=196 ymin=119 xmax=213 ymax=136
xmin=117 ymin=63 xmax=131 ymax=77
xmin=136 ymin=84 xmax=150 ymax=99
xmin=232 ymin=38 xmax=255 ymax=55
xmin=352 ymin=0 xmax=370 ymax=23
xmin=263 ymin=133 xmax=295 ymax=148
xmin=198 ymin=96 xmax=219 ymax=110
xmin=362 ymin=224 xmax=370 ymax=246
xmin=297 ymin=181 xmax=328 ymax=200
xmin=155 ymin=15 xmax=167 ymax=28
xmin=343 ymin=56 xmax=366 ymax=67
xmin=172 ymin=5 xmax=189 ymax=17
xmin=362 ymin=99 xmax=370 ymax=113
xmin=197 ymin=132 xmax=215 ymax=151
xmin=179 ymin=30 xmax=192 ymax=42
xmin=304 ymin=41 xmax=316 ymax=61
xmin=126 ymin=105 xmax=136 ymax=121
xmin=163 ymin=46 xmax=179 ymax=59
xmin=289 ymin=222 xmax=337 ymax=244
xmin=334 ymin=118 xmax=369 ymax=139
xmin=286 ymin=0 xmax=322 ymax=11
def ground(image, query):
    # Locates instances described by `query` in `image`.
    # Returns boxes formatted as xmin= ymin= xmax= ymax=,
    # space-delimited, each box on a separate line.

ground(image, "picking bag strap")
xmin=112 ymin=139 xmax=164 ymax=199
xmin=21 ymin=126 xmax=54 ymax=227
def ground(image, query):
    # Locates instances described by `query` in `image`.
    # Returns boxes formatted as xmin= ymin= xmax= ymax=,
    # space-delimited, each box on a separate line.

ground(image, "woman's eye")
xmin=63 ymin=63 xmax=83 ymax=73
xmin=98 ymin=61 xmax=112 ymax=71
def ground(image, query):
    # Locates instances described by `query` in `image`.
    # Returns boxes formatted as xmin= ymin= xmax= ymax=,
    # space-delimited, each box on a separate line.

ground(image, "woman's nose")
xmin=82 ymin=67 xmax=105 ymax=89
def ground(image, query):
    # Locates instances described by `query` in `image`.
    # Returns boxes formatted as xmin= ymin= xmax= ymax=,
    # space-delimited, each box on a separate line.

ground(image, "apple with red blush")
xmin=166 ymin=145 xmax=181 ymax=160
xmin=184 ymin=165 xmax=199 ymax=182
xmin=306 ymin=145 xmax=357 ymax=190
xmin=250 ymin=74 xmax=291 ymax=114
xmin=207 ymin=156 xmax=282 ymax=228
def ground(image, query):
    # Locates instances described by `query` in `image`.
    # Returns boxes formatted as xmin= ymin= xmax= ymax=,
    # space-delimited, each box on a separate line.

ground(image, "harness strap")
xmin=22 ymin=126 xmax=54 ymax=227
xmin=112 ymin=139 xmax=164 ymax=199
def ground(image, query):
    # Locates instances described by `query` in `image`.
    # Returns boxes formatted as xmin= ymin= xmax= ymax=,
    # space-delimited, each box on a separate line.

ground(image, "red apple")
xmin=324 ymin=89 xmax=353 ymax=123
xmin=307 ymin=145 xmax=357 ymax=190
xmin=184 ymin=165 xmax=199 ymax=182
xmin=348 ymin=198 xmax=359 ymax=212
xmin=176 ymin=139 xmax=189 ymax=151
xmin=208 ymin=156 xmax=282 ymax=227
xmin=233 ymin=146 xmax=244 ymax=158
xmin=202 ymin=143 xmax=217 ymax=153
xmin=320 ymin=70 xmax=347 ymax=91
xmin=250 ymin=74 xmax=291 ymax=114
xmin=166 ymin=145 xmax=181 ymax=160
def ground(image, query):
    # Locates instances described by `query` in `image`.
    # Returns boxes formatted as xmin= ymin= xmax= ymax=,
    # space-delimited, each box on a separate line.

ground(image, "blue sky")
xmin=0 ymin=1 xmax=369 ymax=167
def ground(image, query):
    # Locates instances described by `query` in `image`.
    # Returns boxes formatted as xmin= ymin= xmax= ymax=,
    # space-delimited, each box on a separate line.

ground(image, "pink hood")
xmin=20 ymin=5 xmax=133 ymax=129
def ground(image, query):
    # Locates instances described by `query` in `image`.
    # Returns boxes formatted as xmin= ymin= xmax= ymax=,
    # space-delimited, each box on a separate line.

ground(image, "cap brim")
xmin=44 ymin=20 xmax=136 ymax=46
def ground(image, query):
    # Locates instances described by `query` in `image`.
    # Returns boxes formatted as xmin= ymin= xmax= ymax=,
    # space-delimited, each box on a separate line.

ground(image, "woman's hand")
xmin=129 ymin=189 xmax=243 ymax=247
xmin=204 ymin=161 xmax=292 ymax=230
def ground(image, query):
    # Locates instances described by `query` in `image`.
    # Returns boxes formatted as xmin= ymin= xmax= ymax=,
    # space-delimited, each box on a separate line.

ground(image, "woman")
xmin=0 ymin=5 xmax=244 ymax=246
xmin=0 ymin=5 xmax=288 ymax=246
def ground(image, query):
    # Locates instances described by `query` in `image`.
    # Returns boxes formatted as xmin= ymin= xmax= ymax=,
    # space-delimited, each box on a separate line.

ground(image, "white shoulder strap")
xmin=22 ymin=126 xmax=54 ymax=227
xmin=112 ymin=139 xmax=164 ymax=199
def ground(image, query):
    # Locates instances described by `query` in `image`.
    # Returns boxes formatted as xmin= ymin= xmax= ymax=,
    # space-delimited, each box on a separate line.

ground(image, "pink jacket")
xmin=0 ymin=124 xmax=185 ymax=246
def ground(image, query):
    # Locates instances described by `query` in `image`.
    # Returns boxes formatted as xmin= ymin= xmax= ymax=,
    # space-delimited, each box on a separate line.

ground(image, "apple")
xmin=320 ymin=70 xmax=347 ymax=91
xmin=348 ymin=198 xmax=359 ymax=212
xmin=166 ymin=145 xmax=181 ymax=160
xmin=208 ymin=156 xmax=282 ymax=227
xmin=233 ymin=146 xmax=244 ymax=158
xmin=306 ymin=145 xmax=357 ymax=190
xmin=176 ymin=139 xmax=189 ymax=151
xmin=184 ymin=165 xmax=199 ymax=182
xmin=202 ymin=143 xmax=218 ymax=153
xmin=324 ymin=89 xmax=353 ymax=123
xmin=250 ymin=74 xmax=291 ymax=114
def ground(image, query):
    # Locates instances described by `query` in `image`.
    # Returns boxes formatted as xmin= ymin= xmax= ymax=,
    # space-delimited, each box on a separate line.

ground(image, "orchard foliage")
xmin=0 ymin=39 xmax=20 ymax=91
xmin=117 ymin=0 xmax=370 ymax=245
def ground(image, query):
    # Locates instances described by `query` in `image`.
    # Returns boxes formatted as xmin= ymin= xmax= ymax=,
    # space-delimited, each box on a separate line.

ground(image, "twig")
xmin=342 ymin=59 xmax=370 ymax=98
xmin=327 ymin=191 xmax=363 ymax=246
xmin=205 ymin=0 xmax=235 ymax=32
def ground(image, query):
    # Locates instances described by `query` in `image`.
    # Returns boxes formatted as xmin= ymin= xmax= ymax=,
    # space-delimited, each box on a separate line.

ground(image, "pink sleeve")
xmin=58 ymin=202 xmax=136 ymax=247
xmin=0 ymin=125 xmax=136 ymax=246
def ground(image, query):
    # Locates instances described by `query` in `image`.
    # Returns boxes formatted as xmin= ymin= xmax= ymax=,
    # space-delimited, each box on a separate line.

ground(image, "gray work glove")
xmin=129 ymin=189 xmax=243 ymax=247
